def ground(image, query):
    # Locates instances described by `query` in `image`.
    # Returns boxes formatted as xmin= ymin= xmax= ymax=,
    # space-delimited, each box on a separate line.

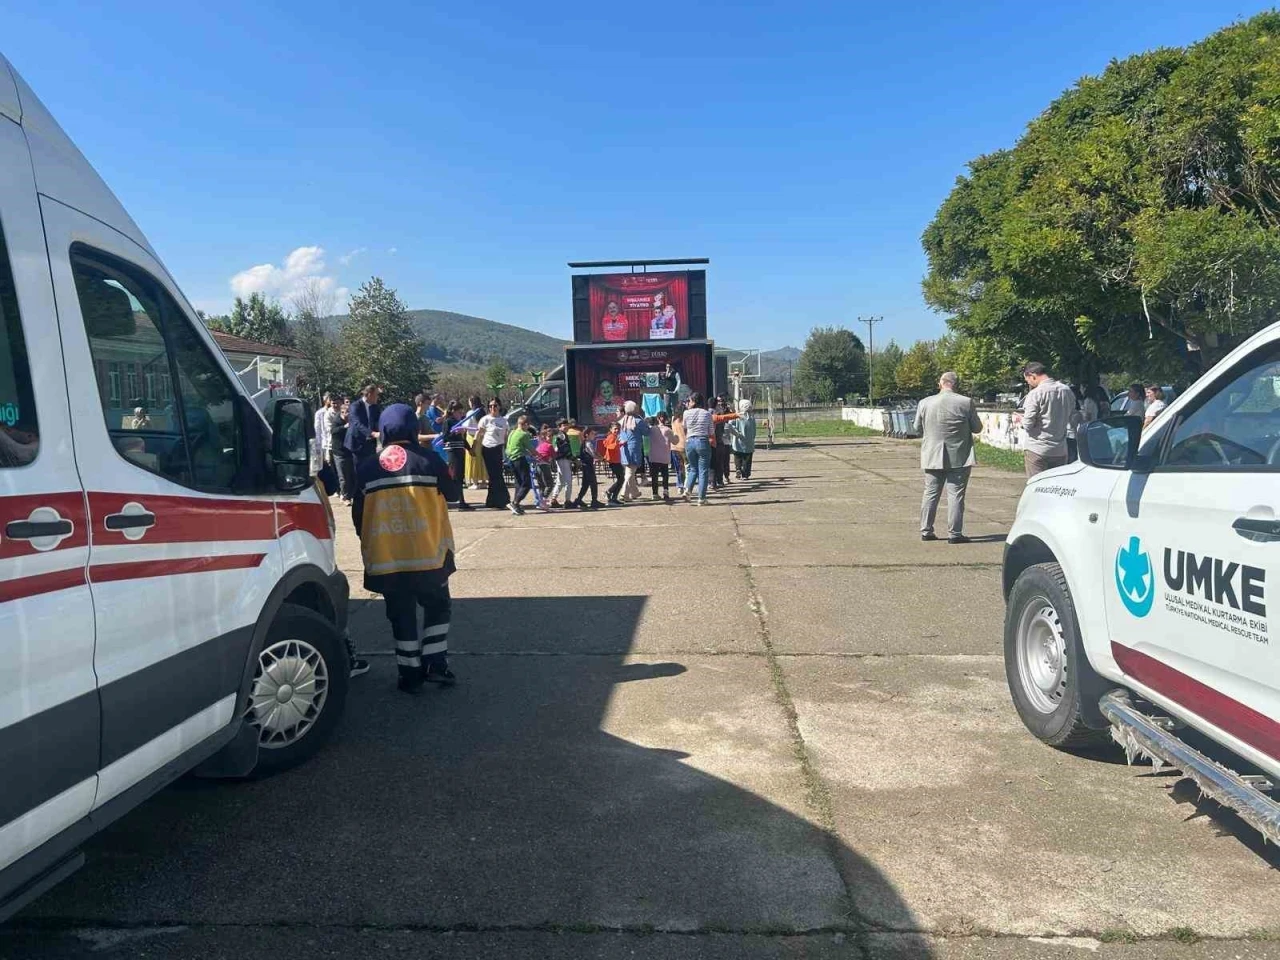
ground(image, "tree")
xmin=945 ymin=334 xmax=1018 ymax=398
xmin=339 ymin=277 xmax=434 ymax=401
xmin=894 ymin=340 xmax=942 ymax=397
xmin=485 ymin=358 xmax=511 ymax=399
xmin=922 ymin=13 xmax=1280 ymax=385
xmin=205 ymin=292 xmax=293 ymax=346
xmin=286 ymin=279 xmax=348 ymax=401
xmin=792 ymin=326 xmax=866 ymax=402
xmin=871 ymin=340 xmax=904 ymax=398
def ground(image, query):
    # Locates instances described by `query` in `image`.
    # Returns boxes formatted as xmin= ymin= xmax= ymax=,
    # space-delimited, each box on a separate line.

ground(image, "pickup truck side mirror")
xmin=1079 ymin=417 xmax=1145 ymax=471
xmin=269 ymin=397 xmax=312 ymax=492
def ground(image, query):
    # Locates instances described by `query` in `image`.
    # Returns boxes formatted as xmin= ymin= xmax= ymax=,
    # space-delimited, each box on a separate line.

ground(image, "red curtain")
xmin=588 ymin=272 xmax=690 ymax=342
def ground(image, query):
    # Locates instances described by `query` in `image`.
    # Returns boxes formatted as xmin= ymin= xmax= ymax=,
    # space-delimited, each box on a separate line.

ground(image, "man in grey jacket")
xmin=913 ymin=372 xmax=984 ymax=544
xmin=1019 ymin=362 xmax=1078 ymax=478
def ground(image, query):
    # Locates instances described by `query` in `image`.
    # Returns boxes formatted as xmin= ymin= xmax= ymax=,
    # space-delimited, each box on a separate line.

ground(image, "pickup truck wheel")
xmin=245 ymin=603 xmax=350 ymax=776
xmin=1005 ymin=562 xmax=1108 ymax=749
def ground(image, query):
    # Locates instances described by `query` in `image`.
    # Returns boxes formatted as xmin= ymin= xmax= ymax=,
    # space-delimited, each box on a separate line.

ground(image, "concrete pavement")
xmin=5 ymin=437 xmax=1277 ymax=959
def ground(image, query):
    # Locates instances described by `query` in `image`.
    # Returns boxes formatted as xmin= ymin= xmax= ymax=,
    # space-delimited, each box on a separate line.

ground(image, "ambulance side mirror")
xmin=270 ymin=397 xmax=311 ymax=492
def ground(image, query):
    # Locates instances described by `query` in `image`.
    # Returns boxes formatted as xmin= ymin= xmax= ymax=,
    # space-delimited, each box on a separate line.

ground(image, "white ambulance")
xmin=1003 ymin=322 xmax=1280 ymax=841
xmin=0 ymin=58 xmax=351 ymax=918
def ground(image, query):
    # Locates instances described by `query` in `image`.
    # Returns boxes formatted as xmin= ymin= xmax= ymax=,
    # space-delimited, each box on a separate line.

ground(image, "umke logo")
xmin=1115 ymin=536 xmax=1155 ymax=618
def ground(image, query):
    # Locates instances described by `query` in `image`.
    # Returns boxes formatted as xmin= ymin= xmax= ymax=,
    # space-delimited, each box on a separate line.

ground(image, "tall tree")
xmin=895 ymin=340 xmax=942 ymax=397
xmin=205 ymin=292 xmax=293 ymax=346
xmin=922 ymin=13 xmax=1280 ymax=383
xmin=871 ymin=340 xmax=904 ymax=398
xmin=287 ymin=279 xmax=347 ymax=400
xmin=339 ymin=277 xmax=433 ymax=401
xmin=792 ymin=326 xmax=867 ymax=402
xmin=485 ymin=358 xmax=511 ymax=399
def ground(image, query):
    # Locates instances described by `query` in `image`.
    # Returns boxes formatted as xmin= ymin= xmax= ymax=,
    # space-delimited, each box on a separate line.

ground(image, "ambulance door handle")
xmin=104 ymin=503 xmax=156 ymax=540
xmin=5 ymin=518 xmax=74 ymax=540
xmin=1232 ymin=516 xmax=1280 ymax=543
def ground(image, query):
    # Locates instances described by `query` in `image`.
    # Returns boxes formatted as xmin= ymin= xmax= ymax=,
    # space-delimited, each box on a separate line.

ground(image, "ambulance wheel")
xmin=1004 ymin=563 xmax=1109 ymax=749
xmin=246 ymin=603 xmax=350 ymax=776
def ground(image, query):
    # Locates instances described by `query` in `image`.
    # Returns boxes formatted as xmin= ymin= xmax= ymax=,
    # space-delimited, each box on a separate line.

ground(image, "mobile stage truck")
xmin=508 ymin=259 xmax=718 ymax=429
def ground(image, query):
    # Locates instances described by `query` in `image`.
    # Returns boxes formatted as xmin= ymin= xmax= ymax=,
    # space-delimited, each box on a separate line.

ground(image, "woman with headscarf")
xmin=463 ymin=394 xmax=488 ymax=490
xmin=617 ymin=400 xmax=649 ymax=501
xmin=728 ymin=399 xmax=758 ymax=480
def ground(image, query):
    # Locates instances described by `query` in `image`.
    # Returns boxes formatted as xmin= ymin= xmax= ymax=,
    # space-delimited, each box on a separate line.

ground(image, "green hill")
xmin=325 ymin=308 xmax=567 ymax=372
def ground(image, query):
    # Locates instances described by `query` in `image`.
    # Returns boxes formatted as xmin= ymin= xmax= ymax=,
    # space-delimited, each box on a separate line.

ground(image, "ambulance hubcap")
xmin=1017 ymin=601 xmax=1068 ymax=714
xmin=248 ymin=639 xmax=329 ymax=748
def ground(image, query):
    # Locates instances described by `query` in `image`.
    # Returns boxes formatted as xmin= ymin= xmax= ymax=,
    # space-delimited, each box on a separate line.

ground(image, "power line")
xmin=859 ymin=315 xmax=885 ymax=402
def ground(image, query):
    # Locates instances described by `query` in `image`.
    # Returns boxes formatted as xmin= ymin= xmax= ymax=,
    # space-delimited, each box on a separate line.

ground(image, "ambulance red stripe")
xmin=1112 ymin=641 xmax=1280 ymax=761
xmin=89 ymin=553 xmax=266 ymax=583
xmin=0 ymin=567 xmax=87 ymax=603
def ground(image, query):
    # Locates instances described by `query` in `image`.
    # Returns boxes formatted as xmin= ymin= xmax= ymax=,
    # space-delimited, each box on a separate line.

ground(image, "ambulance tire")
xmin=249 ymin=603 xmax=350 ymax=777
xmin=1004 ymin=562 xmax=1109 ymax=750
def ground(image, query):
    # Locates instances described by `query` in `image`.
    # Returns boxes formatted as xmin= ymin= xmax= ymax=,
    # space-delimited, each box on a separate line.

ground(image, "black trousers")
xmin=333 ymin=448 xmax=356 ymax=500
xmin=574 ymin=463 xmax=599 ymax=505
xmin=734 ymin=451 xmax=754 ymax=479
xmin=481 ymin=444 xmax=510 ymax=507
xmin=383 ymin=582 xmax=451 ymax=679
xmin=649 ymin=462 xmax=670 ymax=496
xmin=448 ymin=448 xmax=468 ymax=504
xmin=607 ymin=463 xmax=625 ymax=501
xmin=512 ymin=457 xmax=533 ymax=506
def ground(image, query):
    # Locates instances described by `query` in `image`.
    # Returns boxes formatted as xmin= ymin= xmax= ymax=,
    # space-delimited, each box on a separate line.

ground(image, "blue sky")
xmin=4 ymin=1 xmax=1269 ymax=351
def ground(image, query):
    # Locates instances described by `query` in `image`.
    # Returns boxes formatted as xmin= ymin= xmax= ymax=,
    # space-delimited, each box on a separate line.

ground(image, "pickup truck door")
xmin=1103 ymin=342 xmax=1280 ymax=766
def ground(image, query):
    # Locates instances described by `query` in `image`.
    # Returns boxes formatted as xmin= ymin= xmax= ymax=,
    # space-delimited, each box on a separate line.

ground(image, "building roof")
xmin=209 ymin=331 xmax=307 ymax=360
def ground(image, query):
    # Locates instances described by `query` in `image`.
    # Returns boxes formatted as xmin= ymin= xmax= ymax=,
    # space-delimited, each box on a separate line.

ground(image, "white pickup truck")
xmin=1003 ymin=322 xmax=1279 ymax=842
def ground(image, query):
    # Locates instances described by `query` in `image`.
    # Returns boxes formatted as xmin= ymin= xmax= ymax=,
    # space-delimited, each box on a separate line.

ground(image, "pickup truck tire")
xmin=246 ymin=603 xmax=350 ymax=776
xmin=1005 ymin=562 xmax=1109 ymax=749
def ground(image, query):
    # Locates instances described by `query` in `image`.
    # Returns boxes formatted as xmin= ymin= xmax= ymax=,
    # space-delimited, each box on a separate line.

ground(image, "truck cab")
xmin=0 ymin=55 xmax=350 ymax=918
xmin=1002 ymin=322 xmax=1280 ymax=841
xmin=506 ymin=364 xmax=567 ymax=429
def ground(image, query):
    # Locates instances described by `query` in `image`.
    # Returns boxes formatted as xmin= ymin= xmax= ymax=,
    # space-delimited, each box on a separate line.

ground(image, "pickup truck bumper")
xmin=1101 ymin=690 xmax=1280 ymax=845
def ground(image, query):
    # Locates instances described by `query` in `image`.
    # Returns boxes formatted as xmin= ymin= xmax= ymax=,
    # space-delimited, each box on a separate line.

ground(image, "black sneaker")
xmin=424 ymin=664 xmax=457 ymax=686
xmin=397 ymin=674 xmax=424 ymax=695
xmin=948 ymin=534 xmax=971 ymax=545
xmin=921 ymin=532 xmax=938 ymax=542
xmin=349 ymin=658 xmax=371 ymax=678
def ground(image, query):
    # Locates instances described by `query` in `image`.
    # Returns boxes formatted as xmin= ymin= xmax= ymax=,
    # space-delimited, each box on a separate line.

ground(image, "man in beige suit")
xmin=913 ymin=371 xmax=984 ymax=544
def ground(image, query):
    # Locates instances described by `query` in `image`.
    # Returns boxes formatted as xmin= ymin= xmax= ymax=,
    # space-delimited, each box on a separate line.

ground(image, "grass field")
xmin=772 ymin=418 xmax=1024 ymax=472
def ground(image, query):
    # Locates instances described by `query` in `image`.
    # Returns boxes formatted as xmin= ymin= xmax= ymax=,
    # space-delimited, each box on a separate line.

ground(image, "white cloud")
xmin=337 ymin=247 xmax=366 ymax=267
xmin=387 ymin=246 xmax=398 ymax=256
xmin=229 ymin=245 xmax=344 ymax=307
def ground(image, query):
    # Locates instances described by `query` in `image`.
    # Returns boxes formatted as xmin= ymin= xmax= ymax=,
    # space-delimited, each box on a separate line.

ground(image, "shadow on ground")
xmin=6 ymin=596 xmax=934 ymax=959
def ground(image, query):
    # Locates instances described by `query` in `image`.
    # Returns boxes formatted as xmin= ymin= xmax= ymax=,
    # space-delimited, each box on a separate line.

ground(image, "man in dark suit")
xmin=345 ymin=383 xmax=382 ymax=462
xmin=913 ymin=371 xmax=984 ymax=544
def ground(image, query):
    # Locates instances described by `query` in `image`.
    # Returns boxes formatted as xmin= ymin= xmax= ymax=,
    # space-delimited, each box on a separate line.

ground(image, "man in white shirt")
xmin=313 ymin=392 xmax=333 ymax=456
xmin=1019 ymin=362 xmax=1079 ymax=478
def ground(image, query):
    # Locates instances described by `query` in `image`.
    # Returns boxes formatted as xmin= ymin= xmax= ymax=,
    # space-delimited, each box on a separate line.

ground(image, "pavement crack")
xmin=728 ymin=506 xmax=870 ymax=938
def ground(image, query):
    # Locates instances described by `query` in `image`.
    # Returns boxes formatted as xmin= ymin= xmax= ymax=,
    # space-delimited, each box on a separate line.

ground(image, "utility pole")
xmin=859 ymin=315 xmax=883 ymax=403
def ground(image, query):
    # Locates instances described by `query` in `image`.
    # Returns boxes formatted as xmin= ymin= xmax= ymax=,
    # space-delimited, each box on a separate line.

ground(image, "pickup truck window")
xmin=1163 ymin=346 xmax=1280 ymax=470
xmin=0 ymin=224 xmax=37 ymax=468
xmin=72 ymin=246 xmax=243 ymax=492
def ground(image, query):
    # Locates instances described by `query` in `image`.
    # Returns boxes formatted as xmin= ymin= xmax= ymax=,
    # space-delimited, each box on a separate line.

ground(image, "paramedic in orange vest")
xmin=352 ymin=403 xmax=462 ymax=693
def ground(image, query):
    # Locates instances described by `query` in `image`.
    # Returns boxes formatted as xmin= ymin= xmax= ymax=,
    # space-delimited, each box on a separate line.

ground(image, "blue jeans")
xmin=684 ymin=437 xmax=711 ymax=500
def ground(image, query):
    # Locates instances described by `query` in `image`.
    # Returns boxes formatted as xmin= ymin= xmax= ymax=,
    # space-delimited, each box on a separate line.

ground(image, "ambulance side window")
xmin=72 ymin=246 xmax=243 ymax=492
xmin=0 ymin=223 xmax=37 ymax=467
